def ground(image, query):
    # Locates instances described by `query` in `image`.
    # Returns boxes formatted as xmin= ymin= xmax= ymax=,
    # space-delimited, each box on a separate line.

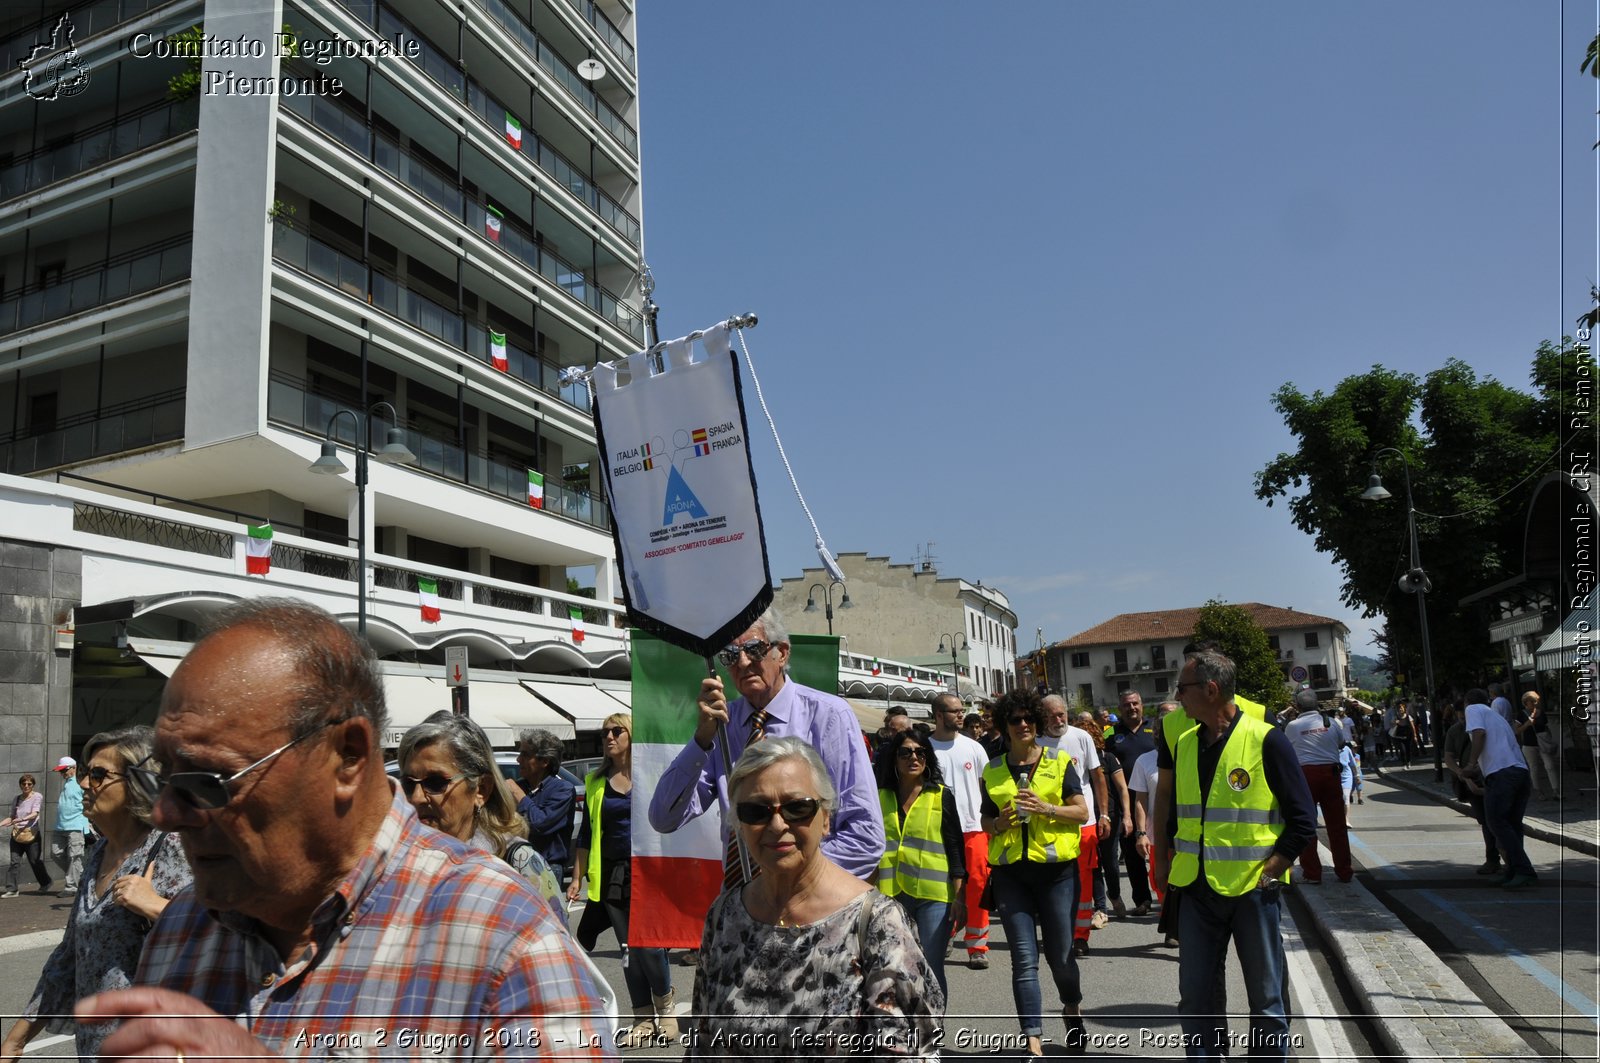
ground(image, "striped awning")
xmin=1534 ymin=607 xmax=1600 ymax=671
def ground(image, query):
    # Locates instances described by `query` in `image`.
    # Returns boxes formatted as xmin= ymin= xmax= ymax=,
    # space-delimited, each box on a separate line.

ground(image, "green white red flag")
xmin=570 ymin=606 xmax=585 ymax=644
xmin=418 ymin=577 xmax=441 ymax=623
xmin=528 ymin=470 xmax=544 ymax=509
xmin=246 ymin=524 xmax=272 ymax=575
xmin=484 ymin=205 xmax=502 ymax=242
xmin=504 ymin=112 xmax=522 ymax=150
xmin=490 ymin=330 xmax=508 ymax=371
xmin=871 ymin=657 xmax=881 ymax=675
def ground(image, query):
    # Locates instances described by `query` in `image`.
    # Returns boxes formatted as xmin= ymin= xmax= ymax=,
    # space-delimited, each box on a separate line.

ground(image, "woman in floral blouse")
xmin=0 ymin=727 xmax=193 ymax=1063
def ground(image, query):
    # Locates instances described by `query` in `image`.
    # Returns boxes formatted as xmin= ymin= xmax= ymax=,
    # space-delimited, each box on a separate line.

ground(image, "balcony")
xmin=565 ymin=0 xmax=634 ymax=74
xmin=267 ymin=373 xmax=611 ymax=533
xmin=0 ymin=235 xmax=191 ymax=336
xmin=0 ymin=96 xmax=198 ymax=204
xmin=0 ymin=389 xmax=185 ymax=476
xmin=0 ymin=0 xmax=169 ymax=77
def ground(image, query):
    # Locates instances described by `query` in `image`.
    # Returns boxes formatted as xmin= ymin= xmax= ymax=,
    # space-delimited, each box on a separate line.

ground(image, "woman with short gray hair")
xmin=514 ymin=728 xmax=576 ymax=887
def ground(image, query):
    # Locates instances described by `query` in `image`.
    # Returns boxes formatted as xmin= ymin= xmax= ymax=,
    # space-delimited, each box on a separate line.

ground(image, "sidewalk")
xmin=1373 ymin=757 xmax=1600 ymax=857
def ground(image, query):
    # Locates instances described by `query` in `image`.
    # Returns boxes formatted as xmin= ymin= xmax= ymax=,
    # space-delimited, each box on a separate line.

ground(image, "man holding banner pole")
xmin=649 ymin=609 xmax=885 ymax=884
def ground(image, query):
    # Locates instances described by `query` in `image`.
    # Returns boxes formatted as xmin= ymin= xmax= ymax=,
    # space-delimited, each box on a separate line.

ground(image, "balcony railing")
xmin=266 ymin=373 xmax=611 ymax=532
xmin=0 ymin=235 xmax=191 ymax=335
xmin=0 ymin=96 xmax=199 ymax=203
xmin=1 ymin=389 xmax=186 ymax=476
xmin=0 ymin=0 xmax=167 ymax=76
xmin=565 ymin=0 xmax=634 ymax=74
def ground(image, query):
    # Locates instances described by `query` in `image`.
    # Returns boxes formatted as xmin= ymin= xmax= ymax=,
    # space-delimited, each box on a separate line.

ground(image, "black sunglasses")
xmin=895 ymin=747 xmax=928 ymax=761
xmin=718 ymin=639 xmax=772 ymax=667
xmin=1006 ymin=716 xmax=1035 ymax=727
xmin=734 ymin=797 xmax=821 ymax=826
xmin=400 ymin=772 xmax=467 ymax=797
xmin=85 ymin=766 xmax=122 ymax=783
xmin=127 ymin=715 xmax=349 ymax=811
xmin=602 ymin=726 xmax=628 ymax=739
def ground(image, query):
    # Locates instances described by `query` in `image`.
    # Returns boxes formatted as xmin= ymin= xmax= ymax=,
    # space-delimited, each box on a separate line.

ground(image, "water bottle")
xmin=1016 ymin=770 xmax=1031 ymax=824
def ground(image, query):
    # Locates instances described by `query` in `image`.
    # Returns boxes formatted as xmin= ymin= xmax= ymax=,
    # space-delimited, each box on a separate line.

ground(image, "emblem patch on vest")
xmin=1227 ymin=767 xmax=1251 ymax=792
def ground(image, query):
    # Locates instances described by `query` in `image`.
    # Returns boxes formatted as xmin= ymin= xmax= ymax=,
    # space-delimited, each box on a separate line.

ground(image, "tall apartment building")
xmin=0 ymin=0 xmax=643 ymax=796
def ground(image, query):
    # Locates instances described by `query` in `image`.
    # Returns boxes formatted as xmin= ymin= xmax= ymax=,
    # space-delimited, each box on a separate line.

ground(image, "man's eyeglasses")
xmin=602 ymin=726 xmax=628 ymax=739
xmin=717 ymin=639 xmax=772 ymax=667
xmin=400 ymin=773 xmax=467 ymax=798
xmin=734 ymin=797 xmax=821 ymax=826
xmin=127 ymin=715 xmax=350 ymax=811
xmin=1175 ymin=681 xmax=1204 ymax=693
xmin=85 ymin=766 xmax=122 ymax=783
xmin=895 ymin=747 xmax=928 ymax=761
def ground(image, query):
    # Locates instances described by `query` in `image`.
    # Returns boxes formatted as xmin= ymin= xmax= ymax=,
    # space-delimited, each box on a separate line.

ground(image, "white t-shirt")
xmin=1490 ymin=696 xmax=1515 ymax=725
xmin=1039 ymin=728 xmax=1100 ymax=822
xmin=1465 ymin=702 xmax=1527 ymax=776
xmin=1127 ymin=748 xmax=1158 ymax=830
xmin=1284 ymin=711 xmax=1342 ymax=766
xmin=929 ymin=732 xmax=989 ymax=833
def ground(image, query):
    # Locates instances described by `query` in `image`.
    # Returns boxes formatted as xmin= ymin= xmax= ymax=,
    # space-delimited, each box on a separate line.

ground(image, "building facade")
xmin=770 ymin=552 xmax=1019 ymax=700
xmin=1049 ymin=603 xmax=1352 ymax=708
xmin=0 ymin=0 xmax=642 ymax=812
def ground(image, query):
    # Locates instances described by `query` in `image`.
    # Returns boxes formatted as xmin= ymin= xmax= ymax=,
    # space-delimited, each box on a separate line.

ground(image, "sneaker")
xmin=1502 ymin=873 xmax=1539 ymax=891
xmin=1475 ymin=861 xmax=1502 ymax=876
xmin=1132 ymin=901 xmax=1152 ymax=917
xmin=673 ymin=949 xmax=699 ymax=967
xmin=1070 ymin=939 xmax=1089 ymax=958
xmin=968 ymin=951 xmax=989 ymax=970
xmin=1162 ymin=934 xmax=1180 ymax=948
xmin=1 ymin=889 xmax=16 ymax=898
xmin=1091 ymin=909 xmax=1109 ymax=929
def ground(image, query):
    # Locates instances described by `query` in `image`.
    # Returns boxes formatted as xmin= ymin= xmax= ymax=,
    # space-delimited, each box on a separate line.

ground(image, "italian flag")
xmin=570 ymin=606 xmax=585 ymax=644
xmin=504 ymin=112 xmax=522 ymax=150
xmin=630 ymin=632 xmax=839 ymax=949
xmin=245 ymin=524 xmax=272 ymax=575
xmin=490 ymin=330 xmax=508 ymax=371
xmin=871 ymin=657 xmax=881 ymax=676
xmin=418 ymin=577 xmax=441 ymax=623
xmin=484 ymin=205 xmax=502 ymax=242
xmin=527 ymin=470 xmax=544 ymax=509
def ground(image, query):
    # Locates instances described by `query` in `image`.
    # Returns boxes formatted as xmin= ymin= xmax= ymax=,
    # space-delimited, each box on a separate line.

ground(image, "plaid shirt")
xmin=136 ymin=786 xmax=616 ymax=1060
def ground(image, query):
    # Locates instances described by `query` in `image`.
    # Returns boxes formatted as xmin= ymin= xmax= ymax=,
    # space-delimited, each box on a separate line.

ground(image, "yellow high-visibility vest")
xmin=1161 ymin=694 xmax=1266 ymax=760
xmin=1168 ymin=712 xmax=1286 ymax=895
xmin=580 ymin=770 xmax=605 ymax=902
xmin=877 ymin=787 xmax=951 ymax=901
xmin=982 ymin=748 xmax=1081 ymax=866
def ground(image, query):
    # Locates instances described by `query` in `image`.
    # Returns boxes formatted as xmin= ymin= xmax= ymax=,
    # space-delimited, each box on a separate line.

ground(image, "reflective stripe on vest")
xmin=582 ymin=770 xmax=605 ymax=902
xmin=1168 ymin=712 xmax=1285 ymax=896
xmin=981 ymin=748 xmax=1081 ymax=867
xmin=878 ymin=788 xmax=950 ymax=901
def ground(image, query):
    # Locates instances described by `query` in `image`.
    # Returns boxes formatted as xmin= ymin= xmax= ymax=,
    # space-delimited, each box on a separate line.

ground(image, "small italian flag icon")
xmin=528 ymin=470 xmax=545 ymax=509
xmin=570 ymin=606 xmax=585 ymax=644
xmin=504 ymin=112 xmax=522 ymax=150
xmin=246 ymin=524 xmax=272 ymax=575
xmin=418 ymin=577 xmax=441 ymax=623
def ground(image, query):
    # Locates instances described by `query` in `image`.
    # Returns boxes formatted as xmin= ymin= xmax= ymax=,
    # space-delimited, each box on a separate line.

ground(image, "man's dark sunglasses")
xmin=718 ymin=639 xmax=772 ymax=667
xmin=127 ymin=715 xmax=349 ymax=811
xmin=400 ymin=772 xmax=467 ymax=797
xmin=85 ymin=766 xmax=122 ymax=783
xmin=734 ymin=797 xmax=821 ymax=826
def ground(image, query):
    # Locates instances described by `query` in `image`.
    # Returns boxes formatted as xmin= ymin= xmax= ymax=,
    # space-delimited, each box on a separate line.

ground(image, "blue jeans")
xmin=894 ymin=895 xmax=951 ymax=996
xmin=1483 ymin=767 xmax=1534 ymax=877
xmin=991 ymin=861 xmax=1080 ymax=1037
xmin=1177 ymin=882 xmax=1289 ymax=1061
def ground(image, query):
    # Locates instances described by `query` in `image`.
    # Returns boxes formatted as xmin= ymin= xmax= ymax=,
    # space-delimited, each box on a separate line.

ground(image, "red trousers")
xmin=1298 ymin=763 xmax=1353 ymax=882
xmin=958 ymin=830 xmax=991 ymax=954
xmin=1073 ymin=822 xmax=1100 ymax=941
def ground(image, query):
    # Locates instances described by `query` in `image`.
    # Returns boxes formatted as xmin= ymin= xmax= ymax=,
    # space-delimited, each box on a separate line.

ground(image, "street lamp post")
xmin=1360 ymin=448 xmax=1442 ymax=782
xmin=803 ymin=580 xmax=852 ymax=636
xmin=936 ymin=633 xmax=967 ymax=700
xmin=308 ymin=401 xmax=416 ymax=637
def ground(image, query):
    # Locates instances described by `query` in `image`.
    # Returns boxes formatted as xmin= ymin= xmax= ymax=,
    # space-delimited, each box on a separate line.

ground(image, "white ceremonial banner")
xmin=592 ymin=325 xmax=772 ymax=655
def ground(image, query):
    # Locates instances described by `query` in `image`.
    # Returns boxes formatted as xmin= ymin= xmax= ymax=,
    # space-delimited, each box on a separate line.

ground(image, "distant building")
xmin=1048 ymin=604 xmax=1351 ymax=707
xmin=771 ymin=552 xmax=1018 ymax=700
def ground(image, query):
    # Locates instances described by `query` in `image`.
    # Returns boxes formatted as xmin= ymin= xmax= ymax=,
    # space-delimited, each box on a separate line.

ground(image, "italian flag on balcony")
xmin=527 ymin=470 xmax=545 ymax=509
xmin=871 ymin=657 xmax=881 ymax=676
xmin=484 ymin=205 xmax=503 ymax=242
xmin=490 ymin=330 xmax=508 ymax=371
xmin=569 ymin=606 xmax=585 ymax=644
xmin=630 ymin=632 xmax=838 ymax=949
xmin=245 ymin=524 xmax=273 ymax=575
xmin=504 ymin=112 xmax=522 ymax=150
xmin=418 ymin=577 xmax=441 ymax=623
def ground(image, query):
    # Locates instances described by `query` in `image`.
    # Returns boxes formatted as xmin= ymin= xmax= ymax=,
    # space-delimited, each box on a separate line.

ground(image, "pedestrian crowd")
xmin=0 ymin=596 xmax=1562 ymax=1061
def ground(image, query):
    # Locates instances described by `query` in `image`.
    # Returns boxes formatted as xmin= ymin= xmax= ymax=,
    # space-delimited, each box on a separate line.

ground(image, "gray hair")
xmin=1157 ymin=701 xmax=1181 ymax=715
xmin=83 ymin=725 xmax=158 ymax=826
xmin=398 ymin=711 xmax=525 ymax=850
xmin=517 ymin=728 xmax=565 ymax=770
xmin=1185 ymin=649 xmax=1237 ymax=701
xmin=752 ymin=607 xmax=789 ymax=647
xmin=198 ymin=598 xmax=387 ymax=741
xmin=727 ymin=736 xmax=838 ymax=812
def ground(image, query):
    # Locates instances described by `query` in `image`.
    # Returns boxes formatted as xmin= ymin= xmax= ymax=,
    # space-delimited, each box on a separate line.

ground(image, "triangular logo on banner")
xmin=661 ymin=464 xmax=709 ymax=524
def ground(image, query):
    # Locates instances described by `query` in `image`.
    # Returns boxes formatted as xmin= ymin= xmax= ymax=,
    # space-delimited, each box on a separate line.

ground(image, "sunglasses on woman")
xmin=717 ymin=639 xmax=772 ymax=667
xmin=126 ymin=715 xmax=349 ymax=811
xmin=601 ymin=726 xmax=628 ymax=739
xmin=895 ymin=747 xmax=928 ymax=761
xmin=734 ymin=797 xmax=821 ymax=826
xmin=400 ymin=773 xmax=467 ymax=797
xmin=85 ymin=766 xmax=122 ymax=783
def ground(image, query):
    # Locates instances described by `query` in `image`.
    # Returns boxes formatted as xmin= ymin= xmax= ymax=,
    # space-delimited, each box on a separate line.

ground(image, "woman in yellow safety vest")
xmin=874 ymin=725 xmax=967 ymax=998
xmin=980 ymin=689 xmax=1090 ymax=1057
xmin=567 ymin=713 xmax=675 ymax=1049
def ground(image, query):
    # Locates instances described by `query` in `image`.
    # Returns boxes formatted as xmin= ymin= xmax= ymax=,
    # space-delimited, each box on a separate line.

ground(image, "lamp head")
xmin=308 ymin=442 xmax=349 ymax=475
xmin=1359 ymin=472 xmax=1391 ymax=502
xmin=803 ymin=593 xmax=819 ymax=614
xmin=375 ymin=427 xmax=415 ymax=464
xmin=839 ymin=590 xmax=853 ymax=609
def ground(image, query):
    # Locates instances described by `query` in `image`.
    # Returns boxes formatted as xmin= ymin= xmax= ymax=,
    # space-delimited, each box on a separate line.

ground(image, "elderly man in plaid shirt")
xmin=79 ymin=599 xmax=614 ymax=1060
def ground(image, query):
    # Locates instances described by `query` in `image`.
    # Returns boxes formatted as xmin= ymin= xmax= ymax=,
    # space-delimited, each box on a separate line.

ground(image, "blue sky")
xmin=632 ymin=3 xmax=1595 ymax=659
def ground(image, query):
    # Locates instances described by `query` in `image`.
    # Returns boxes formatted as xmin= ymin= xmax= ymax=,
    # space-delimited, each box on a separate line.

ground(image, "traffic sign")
xmin=445 ymin=646 xmax=468 ymax=687
xmin=1290 ymin=665 xmax=1308 ymax=684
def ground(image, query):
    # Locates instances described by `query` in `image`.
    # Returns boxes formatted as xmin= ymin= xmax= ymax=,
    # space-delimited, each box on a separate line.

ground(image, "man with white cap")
xmin=52 ymin=757 xmax=87 ymax=896
xmin=1281 ymin=688 xmax=1353 ymax=884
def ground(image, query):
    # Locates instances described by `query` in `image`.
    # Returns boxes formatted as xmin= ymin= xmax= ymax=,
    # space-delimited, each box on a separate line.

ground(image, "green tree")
xmin=1254 ymin=343 xmax=1591 ymax=690
xmin=1191 ymin=600 xmax=1288 ymax=712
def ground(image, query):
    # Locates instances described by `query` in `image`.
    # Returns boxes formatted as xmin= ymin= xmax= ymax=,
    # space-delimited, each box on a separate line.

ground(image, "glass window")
xmin=1113 ymin=648 xmax=1129 ymax=672
xmin=1304 ymin=632 xmax=1320 ymax=649
xmin=1079 ymin=684 xmax=1094 ymax=705
xmin=1268 ymin=635 xmax=1280 ymax=651
xmin=1070 ymin=651 xmax=1090 ymax=669
xmin=1150 ymin=645 xmax=1166 ymax=669
xmin=1154 ymin=677 xmax=1169 ymax=694
xmin=1115 ymin=681 xmax=1130 ymax=694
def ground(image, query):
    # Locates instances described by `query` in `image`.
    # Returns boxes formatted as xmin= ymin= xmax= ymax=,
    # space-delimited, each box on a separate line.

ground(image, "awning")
xmin=379 ymin=675 xmax=514 ymax=749
xmin=522 ymin=680 xmax=626 ymax=729
xmin=597 ymin=685 xmax=631 ymax=709
xmin=133 ymin=653 xmax=184 ymax=677
xmin=1534 ymin=608 xmax=1600 ymax=670
xmin=465 ymin=681 xmax=574 ymax=741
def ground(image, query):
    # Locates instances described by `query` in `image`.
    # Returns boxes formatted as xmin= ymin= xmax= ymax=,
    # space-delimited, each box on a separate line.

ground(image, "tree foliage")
xmin=1254 ymin=342 xmax=1592 ymax=691
xmin=1191 ymin=600 xmax=1288 ymax=712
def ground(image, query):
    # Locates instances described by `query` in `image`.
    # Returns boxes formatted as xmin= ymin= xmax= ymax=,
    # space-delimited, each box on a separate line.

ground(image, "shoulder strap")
xmin=855 ymin=890 xmax=875 ymax=966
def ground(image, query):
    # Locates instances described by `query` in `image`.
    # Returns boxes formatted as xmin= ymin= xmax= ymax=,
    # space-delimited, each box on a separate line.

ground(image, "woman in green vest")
xmin=980 ymin=689 xmax=1090 ymax=1057
xmin=567 ymin=713 xmax=675 ymax=1049
xmin=873 ymin=725 xmax=967 ymax=997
